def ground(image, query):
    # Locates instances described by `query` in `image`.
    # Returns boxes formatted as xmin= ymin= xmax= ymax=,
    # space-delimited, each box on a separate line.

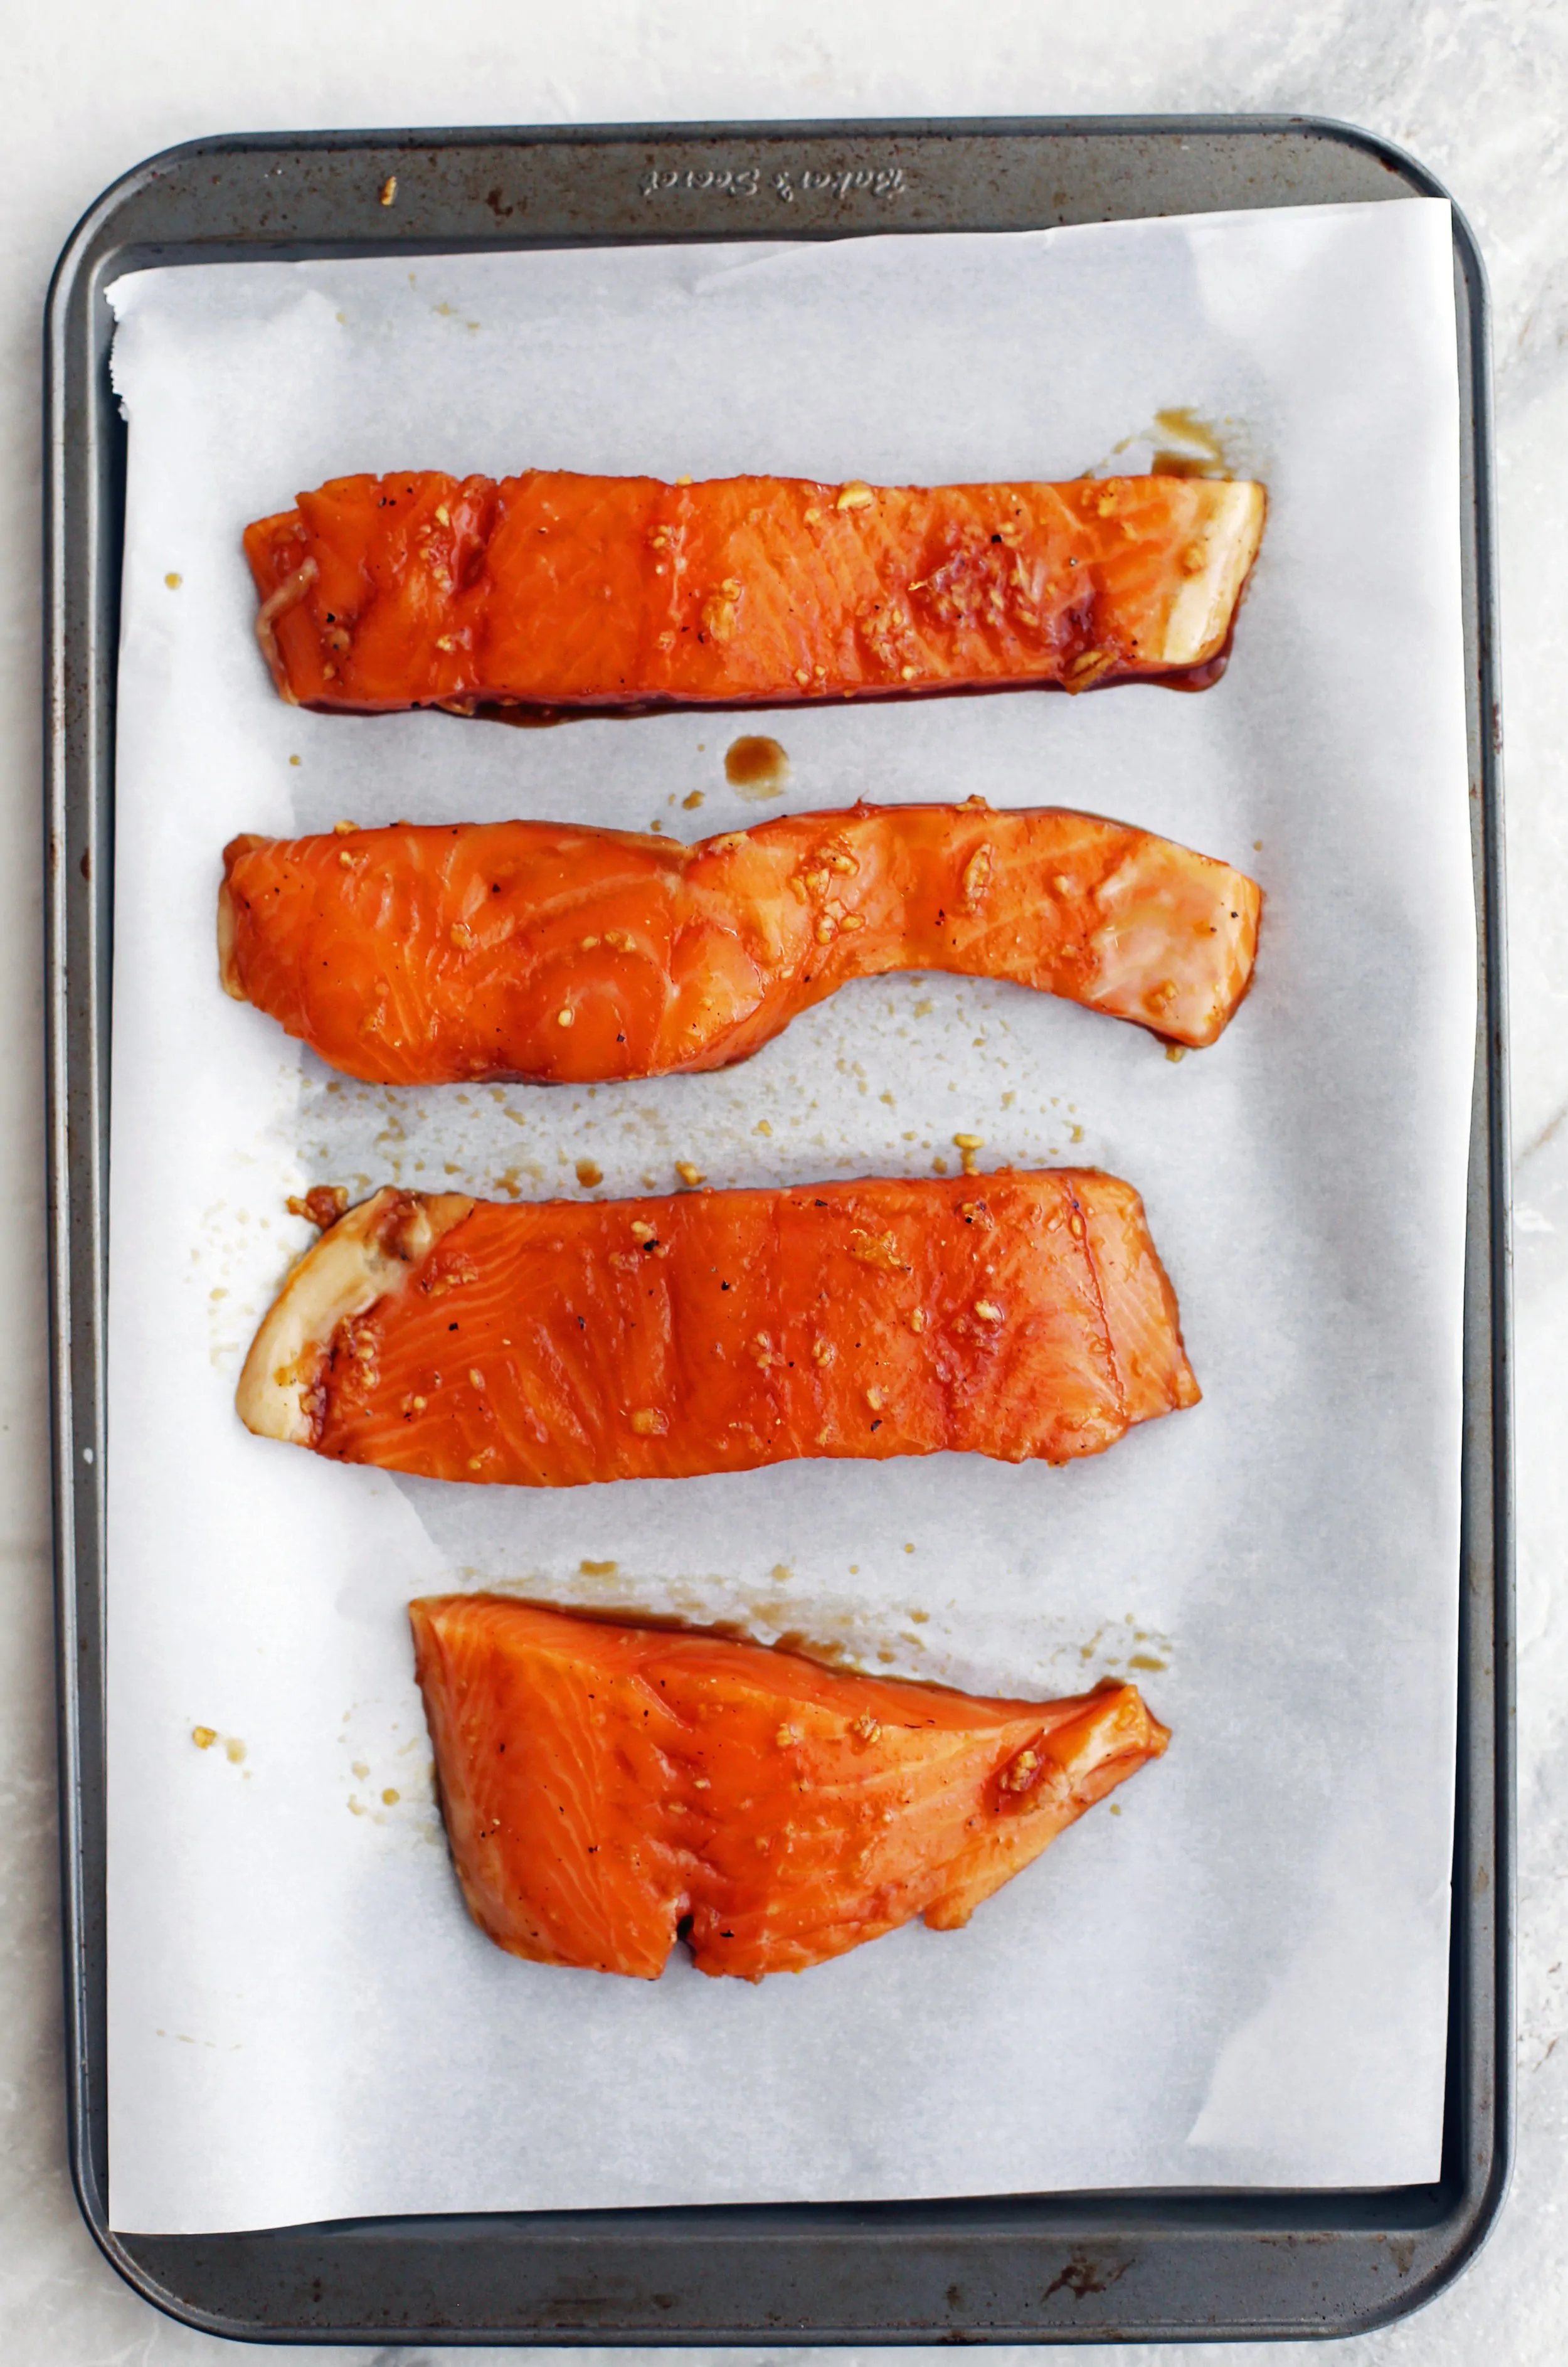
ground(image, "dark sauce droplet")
xmin=724 ymin=735 xmax=790 ymax=798
xmin=1148 ymin=450 xmax=1222 ymax=480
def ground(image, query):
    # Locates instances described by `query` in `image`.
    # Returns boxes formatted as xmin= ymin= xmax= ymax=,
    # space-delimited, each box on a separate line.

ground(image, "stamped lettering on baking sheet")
xmin=638 ymin=164 xmax=909 ymax=203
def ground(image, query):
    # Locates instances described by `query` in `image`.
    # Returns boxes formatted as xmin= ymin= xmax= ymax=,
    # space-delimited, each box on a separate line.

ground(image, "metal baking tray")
xmin=45 ymin=115 xmax=1513 ymax=2344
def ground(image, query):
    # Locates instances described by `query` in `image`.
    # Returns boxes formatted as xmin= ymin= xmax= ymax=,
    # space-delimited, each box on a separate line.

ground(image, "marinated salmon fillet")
xmin=237 ymin=1173 xmax=1199 ymax=1484
xmin=410 ymin=1595 xmax=1170 ymax=1979
xmin=220 ymin=802 xmax=1261 ymax=1083
xmin=244 ymin=469 xmax=1266 ymax=712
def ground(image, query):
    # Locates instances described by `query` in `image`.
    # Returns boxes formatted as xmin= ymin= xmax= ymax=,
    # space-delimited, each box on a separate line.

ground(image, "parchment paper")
xmin=104 ymin=201 xmax=1473 ymax=2233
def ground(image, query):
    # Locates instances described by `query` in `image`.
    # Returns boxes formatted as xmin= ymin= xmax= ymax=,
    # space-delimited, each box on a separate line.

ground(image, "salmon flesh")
xmin=237 ymin=1173 xmax=1199 ymax=1484
xmin=410 ymin=1594 xmax=1170 ymax=1979
xmin=245 ymin=470 xmax=1266 ymax=711
xmin=220 ymin=802 xmax=1261 ymax=1083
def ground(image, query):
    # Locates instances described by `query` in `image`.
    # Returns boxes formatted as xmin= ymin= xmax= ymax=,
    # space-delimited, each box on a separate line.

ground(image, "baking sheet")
xmin=103 ymin=200 xmax=1472 ymax=2235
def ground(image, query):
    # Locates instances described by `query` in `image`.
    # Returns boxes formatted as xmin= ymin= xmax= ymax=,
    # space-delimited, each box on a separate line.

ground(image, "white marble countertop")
xmin=3 ymin=3 xmax=1563 ymax=2359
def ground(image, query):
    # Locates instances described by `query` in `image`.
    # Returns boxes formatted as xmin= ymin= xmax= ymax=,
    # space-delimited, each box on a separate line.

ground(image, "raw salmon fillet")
xmin=220 ymin=802 xmax=1261 ymax=1083
xmin=237 ymin=1172 xmax=1199 ymax=1485
xmin=244 ymin=469 xmax=1266 ymax=711
xmin=410 ymin=1595 xmax=1170 ymax=1979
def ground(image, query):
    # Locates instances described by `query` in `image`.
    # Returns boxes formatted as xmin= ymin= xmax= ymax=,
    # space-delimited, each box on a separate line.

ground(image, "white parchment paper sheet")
xmin=105 ymin=201 xmax=1472 ymax=2233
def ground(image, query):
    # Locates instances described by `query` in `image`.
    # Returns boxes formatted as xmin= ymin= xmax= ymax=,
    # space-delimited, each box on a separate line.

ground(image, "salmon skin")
xmin=220 ymin=802 xmax=1262 ymax=1085
xmin=410 ymin=1595 xmax=1170 ymax=1979
xmin=245 ymin=469 xmax=1266 ymax=713
xmin=237 ymin=1172 xmax=1199 ymax=1486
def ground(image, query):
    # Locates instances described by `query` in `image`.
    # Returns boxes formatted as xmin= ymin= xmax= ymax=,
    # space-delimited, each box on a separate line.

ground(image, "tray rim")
xmin=44 ymin=109 xmax=1514 ymax=2345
